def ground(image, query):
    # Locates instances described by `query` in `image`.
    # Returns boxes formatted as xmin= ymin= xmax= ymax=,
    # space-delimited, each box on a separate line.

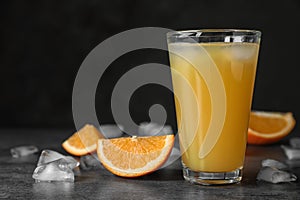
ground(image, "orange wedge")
xmin=62 ymin=124 xmax=105 ymax=156
xmin=97 ymin=135 xmax=175 ymax=177
xmin=247 ymin=111 xmax=296 ymax=145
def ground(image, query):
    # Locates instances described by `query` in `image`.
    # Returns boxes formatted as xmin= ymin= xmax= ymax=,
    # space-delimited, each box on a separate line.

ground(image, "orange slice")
xmin=62 ymin=124 xmax=105 ymax=156
xmin=247 ymin=111 xmax=296 ymax=145
xmin=97 ymin=135 xmax=175 ymax=177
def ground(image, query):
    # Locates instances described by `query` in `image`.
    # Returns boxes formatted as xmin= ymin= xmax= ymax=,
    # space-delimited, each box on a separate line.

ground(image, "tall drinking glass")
xmin=167 ymin=29 xmax=261 ymax=185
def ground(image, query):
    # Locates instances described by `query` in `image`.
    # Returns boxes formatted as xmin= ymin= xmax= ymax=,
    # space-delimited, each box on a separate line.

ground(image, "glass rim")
xmin=167 ymin=29 xmax=261 ymax=38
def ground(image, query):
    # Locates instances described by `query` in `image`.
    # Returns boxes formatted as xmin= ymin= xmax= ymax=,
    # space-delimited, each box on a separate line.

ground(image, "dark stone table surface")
xmin=0 ymin=129 xmax=299 ymax=200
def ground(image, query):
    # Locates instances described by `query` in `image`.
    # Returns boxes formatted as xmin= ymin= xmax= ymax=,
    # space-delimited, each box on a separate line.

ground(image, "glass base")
xmin=182 ymin=166 xmax=243 ymax=185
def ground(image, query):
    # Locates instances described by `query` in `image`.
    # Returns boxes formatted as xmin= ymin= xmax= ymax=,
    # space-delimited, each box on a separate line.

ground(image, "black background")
xmin=1 ymin=0 xmax=300 ymax=134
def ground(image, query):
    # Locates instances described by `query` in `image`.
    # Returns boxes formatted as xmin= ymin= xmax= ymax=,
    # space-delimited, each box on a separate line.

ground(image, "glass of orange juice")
xmin=167 ymin=29 xmax=261 ymax=185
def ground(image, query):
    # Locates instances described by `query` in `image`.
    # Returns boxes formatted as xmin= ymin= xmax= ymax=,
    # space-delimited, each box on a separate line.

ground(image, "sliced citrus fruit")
xmin=97 ymin=134 xmax=175 ymax=177
xmin=247 ymin=111 xmax=296 ymax=145
xmin=62 ymin=124 xmax=105 ymax=156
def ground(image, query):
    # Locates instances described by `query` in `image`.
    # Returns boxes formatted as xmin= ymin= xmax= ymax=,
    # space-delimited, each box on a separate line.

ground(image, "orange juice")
xmin=169 ymin=42 xmax=259 ymax=172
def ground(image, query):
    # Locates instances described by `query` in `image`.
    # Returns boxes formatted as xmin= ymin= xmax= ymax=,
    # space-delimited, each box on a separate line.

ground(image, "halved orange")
xmin=247 ymin=111 xmax=296 ymax=145
xmin=62 ymin=124 xmax=105 ymax=156
xmin=97 ymin=135 xmax=175 ymax=177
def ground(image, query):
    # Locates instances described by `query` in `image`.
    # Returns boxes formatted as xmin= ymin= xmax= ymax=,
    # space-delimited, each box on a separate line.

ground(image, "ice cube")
xmin=281 ymin=145 xmax=300 ymax=160
xmin=37 ymin=150 xmax=79 ymax=169
xmin=99 ymin=124 xmax=124 ymax=138
xmin=10 ymin=145 xmax=39 ymax=158
xmin=138 ymin=122 xmax=173 ymax=136
xmin=290 ymin=137 xmax=300 ymax=149
xmin=32 ymin=158 xmax=74 ymax=182
xmin=256 ymin=166 xmax=297 ymax=183
xmin=261 ymin=159 xmax=287 ymax=170
xmin=80 ymin=154 xmax=103 ymax=170
xmin=229 ymin=44 xmax=256 ymax=61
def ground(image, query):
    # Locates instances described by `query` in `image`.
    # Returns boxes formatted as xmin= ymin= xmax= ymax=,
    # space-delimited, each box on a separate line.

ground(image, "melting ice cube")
xmin=80 ymin=154 xmax=102 ymax=170
xmin=32 ymin=158 xmax=75 ymax=182
xmin=281 ymin=145 xmax=300 ymax=160
xmin=290 ymin=137 xmax=300 ymax=149
xmin=261 ymin=159 xmax=287 ymax=170
xmin=37 ymin=150 xmax=79 ymax=169
xmin=99 ymin=124 xmax=124 ymax=138
xmin=138 ymin=122 xmax=173 ymax=136
xmin=10 ymin=145 xmax=39 ymax=158
xmin=256 ymin=166 xmax=297 ymax=183
xmin=229 ymin=44 xmax=256 ymax=61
